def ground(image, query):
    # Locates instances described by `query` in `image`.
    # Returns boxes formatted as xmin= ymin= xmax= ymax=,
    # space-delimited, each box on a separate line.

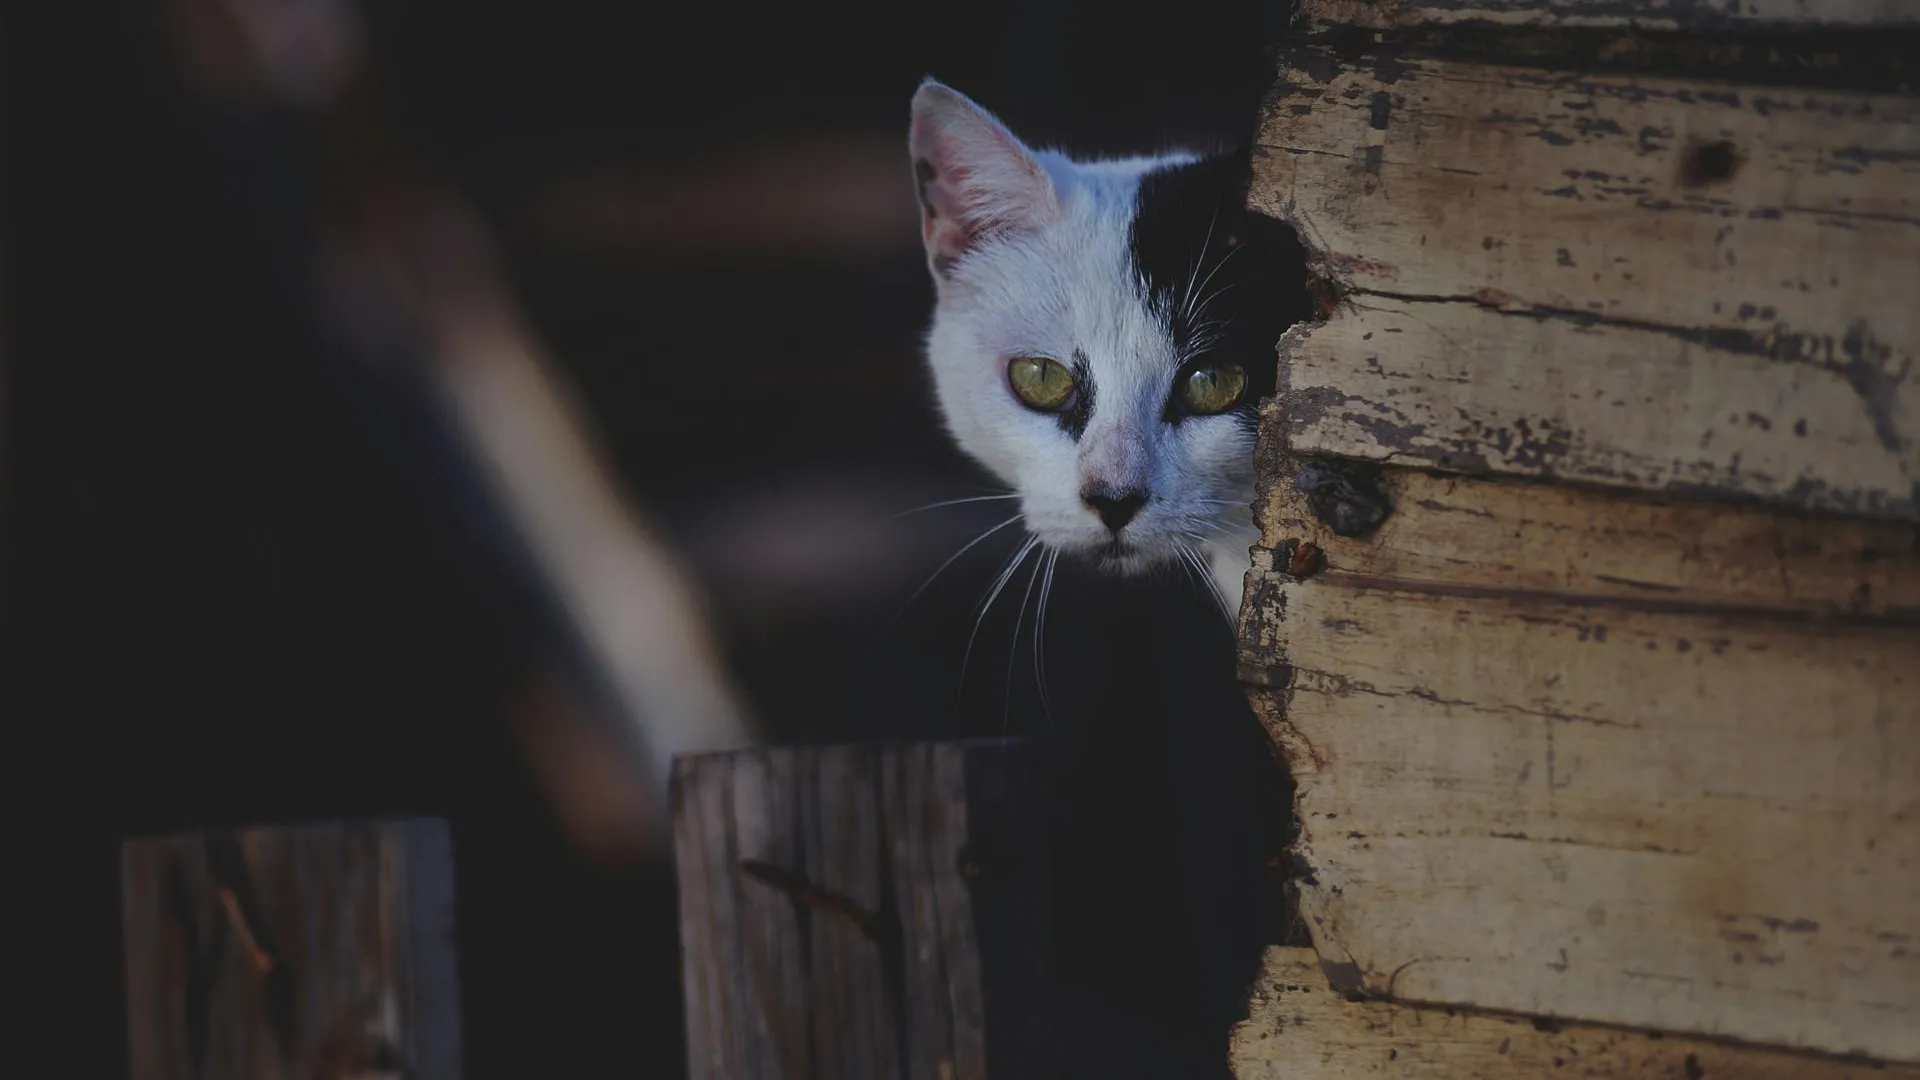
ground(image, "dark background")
xmin=5 ymin=1 xmax=1299 ymax=1075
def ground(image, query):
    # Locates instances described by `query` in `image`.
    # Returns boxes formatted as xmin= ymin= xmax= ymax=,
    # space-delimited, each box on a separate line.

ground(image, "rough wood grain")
xmin=1252 ymin=415 xmax=1920 ymax=618
xmin=1239 ymin=556 xmax=1920 ymax=1060
xmin=1254 ymin=49 xmax=1920 ymax=519
xmin=120 ymin=819 xmax=460 ymax=1080
xmin=1294 ymin=0 xmax=1920 ymax=31
xmin=670 ymin=741 xmax=1056 ymax=1080
xmin=1230 ymin=946 xmax=1920 ymax=1078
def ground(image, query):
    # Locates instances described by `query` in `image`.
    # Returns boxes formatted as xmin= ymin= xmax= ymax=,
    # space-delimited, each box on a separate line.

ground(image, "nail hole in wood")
xmin=1680 ymin=139 xmax=1740 ymax=186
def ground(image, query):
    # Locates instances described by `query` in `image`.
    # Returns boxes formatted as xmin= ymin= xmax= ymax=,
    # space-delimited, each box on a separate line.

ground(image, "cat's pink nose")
xmin=1082 ymin=488 xmax=1149 ymax=534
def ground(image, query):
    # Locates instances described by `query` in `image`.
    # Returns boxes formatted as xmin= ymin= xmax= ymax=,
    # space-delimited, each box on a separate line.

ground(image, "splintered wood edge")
xmin=1231 ymin=947 xmax=1920 ymax=1079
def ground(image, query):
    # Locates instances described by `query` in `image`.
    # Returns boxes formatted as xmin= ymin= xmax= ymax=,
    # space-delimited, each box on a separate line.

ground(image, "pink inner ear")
xmin=912 ymin=126 xmax=989 ymax=270
xmin=913 ymin=153 xmax=974 ymax=262
xmin=910 ymin=108 xmax=1053 ymax=273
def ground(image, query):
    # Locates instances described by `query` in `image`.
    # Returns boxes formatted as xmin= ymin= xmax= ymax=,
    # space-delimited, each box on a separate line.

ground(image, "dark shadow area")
xmin=5 ymin=0 xmax=1303 ymax=1075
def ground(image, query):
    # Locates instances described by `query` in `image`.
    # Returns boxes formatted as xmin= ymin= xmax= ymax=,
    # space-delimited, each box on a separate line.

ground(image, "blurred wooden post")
xmin=121 ymin=818 xmax=461 ymax=1080
xmin=671 ymin=740 xmax=1058 ymax=1080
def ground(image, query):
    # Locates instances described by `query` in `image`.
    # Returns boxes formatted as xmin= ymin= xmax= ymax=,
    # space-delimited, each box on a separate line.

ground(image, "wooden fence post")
xmin=121 ymin=818 xmax=461 ymax=1080
xmin=671 ymin=739 xmax=1057 ymax=1080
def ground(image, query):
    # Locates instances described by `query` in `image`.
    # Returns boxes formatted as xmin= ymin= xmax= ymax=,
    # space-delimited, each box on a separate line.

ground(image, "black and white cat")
xmin=908 ymin=79 xmax=1313 ymax=613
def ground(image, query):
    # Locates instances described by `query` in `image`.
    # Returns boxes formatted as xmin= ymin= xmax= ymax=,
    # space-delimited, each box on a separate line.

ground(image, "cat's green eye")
xmin=1007 ymin=355 xmax=1076 ymax=412
xmin=1179 ymin=362 xmax=1248 ymax=415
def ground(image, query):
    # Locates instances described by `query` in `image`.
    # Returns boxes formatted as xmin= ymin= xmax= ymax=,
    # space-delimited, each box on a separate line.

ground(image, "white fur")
xmin=912 ymin=80 xmax=1259 ymax=614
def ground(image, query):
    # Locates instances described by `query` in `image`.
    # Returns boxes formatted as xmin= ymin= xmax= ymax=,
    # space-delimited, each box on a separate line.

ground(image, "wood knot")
xmin=740 ymin=859 xmax=883 ymax=938
xmin=1292 ymin=461 xmax=1392 ymax=539
xmin=1680 ymin=139 xmax=1740 ymax=186
xmin=1287 ymin=541 xmax=1327 ymax=579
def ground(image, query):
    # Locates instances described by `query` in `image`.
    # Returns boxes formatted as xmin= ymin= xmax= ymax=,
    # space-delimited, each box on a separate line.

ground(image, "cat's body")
xmin=909 ymin=80 xmax=1312 ymax=612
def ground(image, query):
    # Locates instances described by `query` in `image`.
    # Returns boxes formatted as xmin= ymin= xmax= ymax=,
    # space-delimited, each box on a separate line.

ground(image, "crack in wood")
xmin=740 ymin=858 xmax=885 ymax=939
xmin=1273 ymin=567 xmax=1920 ymax=630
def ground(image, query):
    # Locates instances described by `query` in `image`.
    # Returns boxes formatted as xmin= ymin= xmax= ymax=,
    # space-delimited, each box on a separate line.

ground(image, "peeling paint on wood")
xmin=1254 ymin=51 xmax=1919 ymax=520
xmin=1294 ymin=0 xmax=1920 ymax=31
xmin=1231 ymin=947 xmax=1920 ymax=1078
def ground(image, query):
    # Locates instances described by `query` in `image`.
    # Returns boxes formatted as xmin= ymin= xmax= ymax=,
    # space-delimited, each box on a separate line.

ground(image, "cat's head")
xmin=909 ymin=79 xmax=1312 ymax=577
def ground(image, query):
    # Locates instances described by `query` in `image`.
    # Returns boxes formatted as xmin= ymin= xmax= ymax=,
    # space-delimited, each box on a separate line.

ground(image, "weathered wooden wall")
xmin=121 ymin=819 xmax=460 ymax=1080
xmin=1239 ymin=468 xmax=1920 ymax=1061
xmin=1234 ymin=1 xmax=1920 ymax=1074
xmin=1255 ymin=42 xmax=1917 ymax=520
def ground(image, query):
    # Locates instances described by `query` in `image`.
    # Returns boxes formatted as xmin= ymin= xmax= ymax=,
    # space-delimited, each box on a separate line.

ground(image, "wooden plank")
xmin=121 ymin=818 xmax=461 ymax=1080
xmin=1239 ymin=568 xmax=1920 ymax=1061
xmin=1256 ymin=53 xmax=1920 ymax=326
xmin=799 ymin=746 xmax=897 ymax=1076
xmin=1251 ymin=419 xmax=1920 ymax=617
xmin=1253 ymin=50 xmax=1920 ymax=519
xmin=670 ymin=741 xmax=1057 ymax=1080
xmin=1281 ymin=297 xmax=1919 ymax=520
xmin=1230 ymin=946 xmax=1920 ymax=1079
xmin=1293 ymin=0 xmax=1920 ymax=31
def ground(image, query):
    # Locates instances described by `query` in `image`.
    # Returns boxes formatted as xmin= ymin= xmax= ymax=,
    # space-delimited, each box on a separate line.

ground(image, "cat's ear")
xmin=909 ymin=79 xmax=1058 ymax=277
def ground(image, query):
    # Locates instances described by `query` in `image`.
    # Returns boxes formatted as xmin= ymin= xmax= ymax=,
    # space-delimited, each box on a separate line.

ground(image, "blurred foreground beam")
xmin=405 ymin=216 xmax=762 ymax=793
xmin=671 ymin=741 xmax=1058 ymax=1080
xmin=158 ymin=0 xmax=761 ymax=858
xmin=121 ymin=819 xmax=460 ymax=1080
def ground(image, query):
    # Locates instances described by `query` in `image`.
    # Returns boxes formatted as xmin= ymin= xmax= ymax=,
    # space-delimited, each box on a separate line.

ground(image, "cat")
xmin=908 ymin=78 xmax=1314 ymax=616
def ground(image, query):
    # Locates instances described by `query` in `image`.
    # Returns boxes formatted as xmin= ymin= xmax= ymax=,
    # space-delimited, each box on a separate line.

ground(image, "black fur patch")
xmin=1128 ymin=153 xmax=1314 ymax=431
xmin=1060 ymin=348 xmax=1094 ymax=440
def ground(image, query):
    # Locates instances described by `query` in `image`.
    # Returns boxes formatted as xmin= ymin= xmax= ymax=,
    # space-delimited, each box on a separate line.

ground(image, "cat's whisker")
xmin=1176 ymin=544 xmax=1220 ymax=614
xmin=1186 ymin=513 xmax=1258 ymax=544
xmin=1203 ymin=523 xmax=1257 ymax=548
xmin=1186 ymin=236 xmax=1249 ymax=324
xmin=1180 ymin=536 xmax=1237 ymax=622
xmin=1168 ymin=513 xmax=1232 ymax=538
xmin=887 ymin=493 xmax=1019 ymax=519
xmin=895 ymin=513 xmax=1024 ymax=624
xmin=958 ymin=535 xmax=1039 ymax=699
xmin=1177 ymin=206 xmax=1223 ymax=324
xmin=1174 ymin=313 xmax=1241 ymax=369
xmin=1033 ymin=548 xmax=1059 ymax=726
xmin=1188 ymin=528 xmax=1246 ymax=557
xmin=1199 ymin=562 xmax=1235 ymax=622
xmin=1192 ymin=279 xmax=1248 ymax=323
xmin=1171 ymin=545 xmax=1201 ymax=595
xmin=1002 ymin=550 xmax=1046 ymax=733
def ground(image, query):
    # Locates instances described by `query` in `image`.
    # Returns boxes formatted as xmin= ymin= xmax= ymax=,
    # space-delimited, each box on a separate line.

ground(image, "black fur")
xmin=1128 ymin=153 xmax=1315 ymax=432
xmin=1060 ymin=348 xmax=1095 ymax=440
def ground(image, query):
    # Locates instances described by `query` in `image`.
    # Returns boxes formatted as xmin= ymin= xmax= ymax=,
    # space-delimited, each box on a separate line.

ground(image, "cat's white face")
xmin=910 ymin=80 xmax=1311 ymax=587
